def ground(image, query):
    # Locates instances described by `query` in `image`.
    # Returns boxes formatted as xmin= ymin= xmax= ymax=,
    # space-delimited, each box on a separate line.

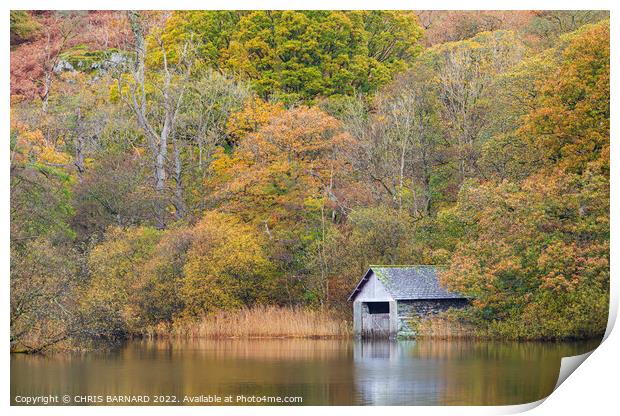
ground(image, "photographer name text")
xmin=14 ymin=394 xmax=303 ymax=405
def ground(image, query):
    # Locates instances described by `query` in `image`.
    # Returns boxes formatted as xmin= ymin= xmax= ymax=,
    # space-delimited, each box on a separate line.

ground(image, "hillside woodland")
xmin=10 ymin=11 xmax=609 ymax=351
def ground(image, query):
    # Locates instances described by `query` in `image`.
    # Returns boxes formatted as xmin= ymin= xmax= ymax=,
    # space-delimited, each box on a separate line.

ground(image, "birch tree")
xmin=123 ymin=11 xmax=193 ymax=227
xmin=431 ymin=30 xmax=523 ymax=185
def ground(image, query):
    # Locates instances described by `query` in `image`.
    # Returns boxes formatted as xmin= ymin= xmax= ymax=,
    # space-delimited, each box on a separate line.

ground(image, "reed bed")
xmin=148 ymin=305 xmax=351 ymax=339
xmin=416 ymin=315 xmax=477 ymax=339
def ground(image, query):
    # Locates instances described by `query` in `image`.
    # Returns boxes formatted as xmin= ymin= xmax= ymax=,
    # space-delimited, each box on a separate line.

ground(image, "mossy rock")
xmin=58 ymin=46 xmax=124 ymax=72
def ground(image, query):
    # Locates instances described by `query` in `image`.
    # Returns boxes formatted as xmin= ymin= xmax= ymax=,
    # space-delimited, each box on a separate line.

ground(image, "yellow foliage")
xmin=181 ymin=211 xmax=275 ymax=317
xmin=11 ymin=120 xmax=72 ymax=167
xmin=211 ymin=105 xmax=357 ymax=232
xmin=83 ymin=226 xmax=163 ymax=333
xmin=226 ymin=97 xmax=285 ymax=142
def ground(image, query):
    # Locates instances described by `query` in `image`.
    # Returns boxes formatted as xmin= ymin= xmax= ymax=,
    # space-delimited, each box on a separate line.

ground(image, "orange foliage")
xmin=520 ymin=21 xmax=609 ymax=174
xmin=210 ymin=105 xmax=357 ymax=231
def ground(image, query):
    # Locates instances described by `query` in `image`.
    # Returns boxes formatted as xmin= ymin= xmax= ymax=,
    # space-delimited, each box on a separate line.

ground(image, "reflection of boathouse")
xmin=352 ymin=340 xmax=446 ymax=405
xmin=348 ymin=266 xmax=468 ymax=338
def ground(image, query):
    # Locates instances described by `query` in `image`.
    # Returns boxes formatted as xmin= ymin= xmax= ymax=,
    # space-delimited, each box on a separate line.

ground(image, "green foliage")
xmin=160 ymin=11 xmax=244 ymax=68
xmin=10 ymin=127 xmax=76 ymax=244
xmin=10 ymin=11 xmax=41 ymax=45
xmin=164 ymin=10 xmax=423 ymax=104
xmin=59 ymin=45 xmax=123 ymax=72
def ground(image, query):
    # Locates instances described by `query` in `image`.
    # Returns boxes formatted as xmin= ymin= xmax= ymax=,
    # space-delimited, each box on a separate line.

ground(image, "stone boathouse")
xmin=348 ymin=265 xmax=468 ymax=338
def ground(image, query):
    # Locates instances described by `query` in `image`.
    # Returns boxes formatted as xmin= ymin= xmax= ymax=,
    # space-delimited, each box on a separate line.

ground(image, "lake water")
xmin=11 ymin=338 xmax=600 ymax=406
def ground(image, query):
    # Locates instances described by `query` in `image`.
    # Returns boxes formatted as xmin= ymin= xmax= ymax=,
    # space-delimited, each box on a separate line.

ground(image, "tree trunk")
xmin=398 ymin=136 xmax=407 ymax=212
xmin=128 ymin=11 xmax=168 ymax=229
xmin=41 ymin=72 xmax=51 ymax=113
xmin=74 ymin=108 xmax=85 ymax=181
xmin=171 ymin=135 xmax=185 ymax=220
xmin=40 ymin=31 xmax=53 ymax=113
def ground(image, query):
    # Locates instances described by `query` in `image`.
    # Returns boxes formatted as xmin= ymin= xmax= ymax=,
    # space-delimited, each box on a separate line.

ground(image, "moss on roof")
xmin=349 ymin=265 xmax=464 ymax=301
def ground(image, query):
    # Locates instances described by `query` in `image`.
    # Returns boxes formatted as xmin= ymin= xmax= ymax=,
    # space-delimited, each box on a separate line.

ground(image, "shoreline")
xmin=10 ymin=332 xmax=605 ymax=355
xmin=10 ymin=306 xmax=606 ymax=354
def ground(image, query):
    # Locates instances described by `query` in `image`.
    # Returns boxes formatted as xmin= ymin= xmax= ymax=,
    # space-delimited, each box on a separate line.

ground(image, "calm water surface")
xmin=11 ymin=338 xmax=599 ymax=406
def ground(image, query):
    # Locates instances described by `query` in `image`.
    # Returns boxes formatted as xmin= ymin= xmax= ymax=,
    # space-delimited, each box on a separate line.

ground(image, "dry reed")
xmin=148 ymin=305 xmax=351 ymax=339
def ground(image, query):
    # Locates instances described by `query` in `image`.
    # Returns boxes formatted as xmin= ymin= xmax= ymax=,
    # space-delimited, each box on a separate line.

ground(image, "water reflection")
xmin=352 ymin=339 xmax=599 ymax=405
xmin=11 ymin=338 xmax=600 ymax=406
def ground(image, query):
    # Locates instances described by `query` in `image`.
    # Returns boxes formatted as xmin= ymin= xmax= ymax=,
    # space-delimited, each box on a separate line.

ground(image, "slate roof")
xmin=348 ymin=265 xmax=466 ymax=302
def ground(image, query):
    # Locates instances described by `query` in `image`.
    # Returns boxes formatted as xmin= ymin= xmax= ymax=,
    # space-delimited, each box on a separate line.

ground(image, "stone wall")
xmin=396 ymin=299 xmax=468 ymax=337
xmin=397 ymin=299 xmax=468 ymax=317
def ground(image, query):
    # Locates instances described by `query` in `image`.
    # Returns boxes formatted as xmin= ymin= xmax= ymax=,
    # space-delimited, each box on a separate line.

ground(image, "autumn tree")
xmin=423 ymin=30 xmax=524 ymax=189
xmin=520 ymin=21 xmax=610 ymax=174
xmin=209 ymin=104 xmax=359 ymax=302
xmin=440 ymin=170 xmax=608 ymax=339
xmin=116 ymin=11 xmax=194 ymax=228
xmin=439 ymin=21 xmax=610 ymax=339
xmin=83 ymin=226 xmax=162 ymax=336
xmin=210 ymin=105 xmax=355 ymax=230
xmin=181 ymin=211 xmax=276 ymax=317
xmin=477 ymin=20 xmax=609 ymax=182
xmin=357 ymin=66 xmax=446 ymax=215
